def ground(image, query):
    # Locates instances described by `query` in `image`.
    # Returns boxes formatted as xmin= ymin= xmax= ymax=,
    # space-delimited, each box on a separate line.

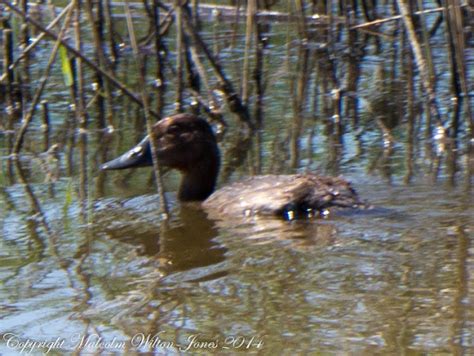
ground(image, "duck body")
xmin=204 ymin=174 xmax=360 ymax=218
xmin=101 ymin=114 xmax=363 ymax=219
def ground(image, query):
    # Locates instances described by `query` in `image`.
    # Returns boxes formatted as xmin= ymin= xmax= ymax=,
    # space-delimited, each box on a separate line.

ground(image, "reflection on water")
xmin=1 ymin=1 xmax=474 ymax=354
xmin=94 ymin=199 xmax=227 ymax=274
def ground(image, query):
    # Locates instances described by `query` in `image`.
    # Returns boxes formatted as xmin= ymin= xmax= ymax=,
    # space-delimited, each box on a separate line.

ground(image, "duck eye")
xmin=167 ymin=125 xmax=180 ymax=134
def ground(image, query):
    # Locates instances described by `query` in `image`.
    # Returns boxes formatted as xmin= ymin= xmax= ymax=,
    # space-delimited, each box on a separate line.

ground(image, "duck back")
xmin=203 ymin=174 xmax=361 ymax=219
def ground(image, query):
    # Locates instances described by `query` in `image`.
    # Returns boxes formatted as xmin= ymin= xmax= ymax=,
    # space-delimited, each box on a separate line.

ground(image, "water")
xmin=1 ymin=2 xmax=474 ymax=354
xmin=1 ymin=178 xmax=473 ymax=354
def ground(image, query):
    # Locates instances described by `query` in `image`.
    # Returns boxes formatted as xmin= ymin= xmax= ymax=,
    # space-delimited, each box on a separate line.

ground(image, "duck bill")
xmin=101 ymin=136 xmax=153 ymax=170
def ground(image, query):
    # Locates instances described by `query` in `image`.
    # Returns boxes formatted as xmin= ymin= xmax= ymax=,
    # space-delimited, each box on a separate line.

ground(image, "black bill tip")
xmin=101 ymin=137 xmax=152 ymax=170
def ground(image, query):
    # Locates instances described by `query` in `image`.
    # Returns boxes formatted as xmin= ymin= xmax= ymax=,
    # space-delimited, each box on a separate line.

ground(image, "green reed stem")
xmin=0 ymin=1 xmax=161 ymax=119
xmin=12 ymin=1 xmax=75 ymax=154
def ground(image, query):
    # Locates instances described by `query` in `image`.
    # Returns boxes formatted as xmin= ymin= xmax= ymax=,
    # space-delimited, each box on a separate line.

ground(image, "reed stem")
xmin=1 ymin=1 xmax=161 ymax=119
xmin=124 ymin=0 xmax=169 ymax=218
xmin=174 ymin=1 xmax=184 ymax=112
xmin=12 ymin=2 xmax=75 ymax=154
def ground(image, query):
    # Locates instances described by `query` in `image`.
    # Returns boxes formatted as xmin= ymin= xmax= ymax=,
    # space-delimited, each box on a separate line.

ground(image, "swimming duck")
xmin=101 ymin=113 xmax=363 ymax=218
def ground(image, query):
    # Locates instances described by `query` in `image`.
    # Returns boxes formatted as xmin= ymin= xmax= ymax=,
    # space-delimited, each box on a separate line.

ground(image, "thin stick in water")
xmin=124 ymin=0 xmax=169 ymax=218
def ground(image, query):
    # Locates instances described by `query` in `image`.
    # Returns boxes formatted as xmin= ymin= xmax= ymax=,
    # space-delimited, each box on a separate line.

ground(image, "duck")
xmin=101 ymin=113 xmax=363 ymax=219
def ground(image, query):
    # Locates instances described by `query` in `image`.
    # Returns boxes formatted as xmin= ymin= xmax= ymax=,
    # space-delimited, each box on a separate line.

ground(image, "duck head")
xmin=101 ymin=113 xmax=220 ymax=201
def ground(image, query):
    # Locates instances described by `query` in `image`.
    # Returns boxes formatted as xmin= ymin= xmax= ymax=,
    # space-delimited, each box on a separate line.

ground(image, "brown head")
xmin=101 ymin=113 xmax=220 ymax=201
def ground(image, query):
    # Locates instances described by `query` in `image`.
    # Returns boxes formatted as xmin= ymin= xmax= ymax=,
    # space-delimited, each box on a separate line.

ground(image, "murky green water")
xmin=1 ymin=2 xmax=474 ymax=354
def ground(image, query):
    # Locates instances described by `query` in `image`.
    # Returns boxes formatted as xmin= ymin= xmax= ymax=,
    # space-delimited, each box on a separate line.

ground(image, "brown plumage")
xmin=101 ymin=113 xmax=363 ymax=219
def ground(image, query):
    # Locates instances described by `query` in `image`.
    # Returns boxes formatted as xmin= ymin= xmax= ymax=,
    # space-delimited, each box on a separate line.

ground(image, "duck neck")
xmin=178 ymin=159 xmax=219 ymax=202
